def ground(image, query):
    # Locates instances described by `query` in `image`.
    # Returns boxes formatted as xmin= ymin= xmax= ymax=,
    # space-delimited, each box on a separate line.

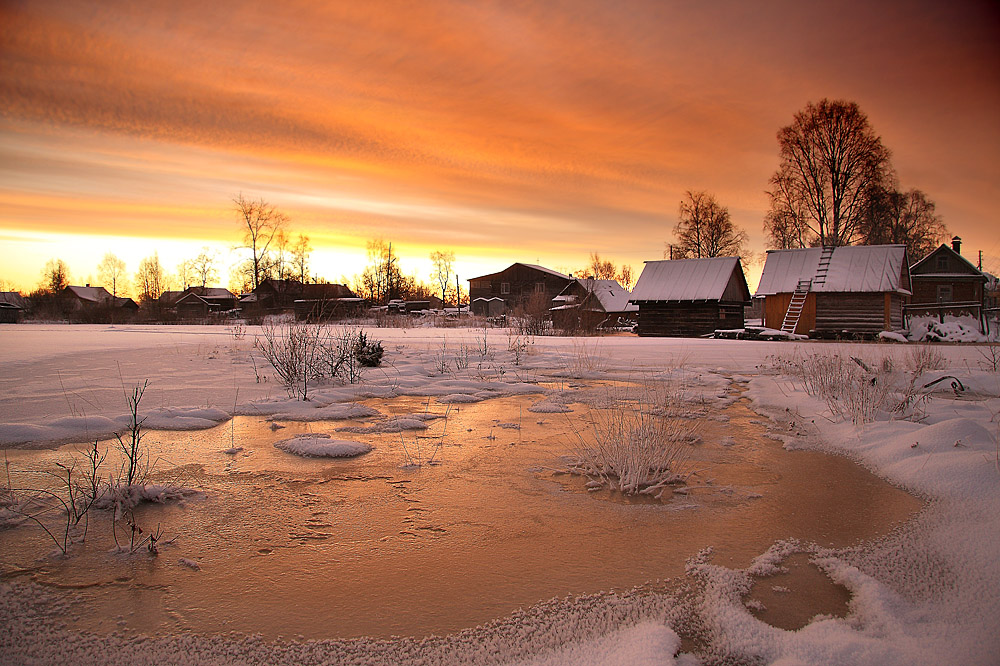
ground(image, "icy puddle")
xmin=0 ymin=389 xmax=921 ymax=640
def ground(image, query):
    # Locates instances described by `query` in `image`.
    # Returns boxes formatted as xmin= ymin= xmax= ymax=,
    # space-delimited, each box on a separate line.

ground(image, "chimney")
xmin=951 ymin=236 xmax=962 ymax=254
xmin=85 ymin=283 xmax=90 ymax=288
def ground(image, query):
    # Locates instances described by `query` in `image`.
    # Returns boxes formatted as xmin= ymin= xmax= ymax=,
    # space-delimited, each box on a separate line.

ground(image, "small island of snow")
xmin=273 ymin=433 xmax=372 ymax=458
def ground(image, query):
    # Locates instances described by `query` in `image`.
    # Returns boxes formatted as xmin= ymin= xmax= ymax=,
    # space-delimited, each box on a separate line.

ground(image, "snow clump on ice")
xmin=273 ymin=433 xmax=372 ymax=458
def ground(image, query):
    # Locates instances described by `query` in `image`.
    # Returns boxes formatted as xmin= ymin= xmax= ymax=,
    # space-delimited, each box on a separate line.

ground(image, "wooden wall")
xmin=763 ymin=293 xmax=816 ymax=335
xmin=636 ymin=302 xmax=744 ymax=337
xmin=814 ymin=293 xmax=891 ymax=333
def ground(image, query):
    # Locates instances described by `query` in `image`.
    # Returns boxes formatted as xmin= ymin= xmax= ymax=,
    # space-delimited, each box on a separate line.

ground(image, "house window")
xmin=936 ymin=255 xmax=948 ymax=271
xmin=936 ymin=285 xmax=953 ymax=303
xmin=535 ymin=282 xmax=545 ymax=293
xmin=501 ymin=282 xmax=510 ymax=295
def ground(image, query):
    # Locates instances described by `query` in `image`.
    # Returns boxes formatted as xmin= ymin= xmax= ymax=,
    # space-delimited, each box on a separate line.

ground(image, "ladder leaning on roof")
xmin=781 ymin=279 xmax=811 ymax=334
xmin=779 ymin=246 xmax=835 ymax=335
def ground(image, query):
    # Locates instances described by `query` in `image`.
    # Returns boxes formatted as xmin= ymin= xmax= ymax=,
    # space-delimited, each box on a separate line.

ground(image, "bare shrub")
xmin=905 ymin=345 xmax=946 ymax=375
xmin=566 ymin=383 xmax=692 ymax=497
xmin=256 ymin=323 xmax=384 ymax=398
xmin=975 ymin=344 xmax=1000 ymax=372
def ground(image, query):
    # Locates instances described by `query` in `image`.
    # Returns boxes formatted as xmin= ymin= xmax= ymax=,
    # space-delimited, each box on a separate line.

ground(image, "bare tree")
xmin=765 ymin=99 xmax=891 ymax=248
xmin=672 ymin=190 xmax=747 ymax=258
xmin=358 ymin=239 xmax=403 ymax=305
xmin=97 ymin=253 xmax=128 ymax=298
xmin=430 ymin=250 xmax=455 ymax=306
xmin=191 ymin=248 xmax=219 ymax=287
xmin=234 ymin=193 xmax=288 ymax=290
xmin=587 ymin=252 xmax=617 ymax=279
xmin=41 ymin=259 xmax=69 ymax=294
xmin=617 ymin=264 xmax=635 ymax=290
xmin=291 ymin=234 xmax=312 ymax=284
xmin=134 ymin=253 xmax=168 ymax=305
xmin=859 ymin=186 xmax=948 ymax=259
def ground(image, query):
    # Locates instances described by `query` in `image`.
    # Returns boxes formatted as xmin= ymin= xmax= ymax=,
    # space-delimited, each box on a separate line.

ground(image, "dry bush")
xmin=905 ymin=345 xmax=946 ymax=375
xmin=567 ymin=383 xmax=692 ymax=497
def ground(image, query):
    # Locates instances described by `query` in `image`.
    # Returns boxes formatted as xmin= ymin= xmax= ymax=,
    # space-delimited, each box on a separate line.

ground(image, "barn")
xmin=756 ymin=245 xmax=911 ymax=337
xmin=628 ymin=257 xmax=750 ymax=337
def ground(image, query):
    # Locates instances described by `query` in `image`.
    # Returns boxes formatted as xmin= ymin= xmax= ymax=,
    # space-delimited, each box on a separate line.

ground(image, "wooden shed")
xmin=756 ymin=245 xmax=911 ymax=337
xmin=629 ymin=257 xmax=751 ymax=337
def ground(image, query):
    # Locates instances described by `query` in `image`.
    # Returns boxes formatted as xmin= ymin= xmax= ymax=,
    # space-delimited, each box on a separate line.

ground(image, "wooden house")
xmin=245 ymin=279 xmax=358 ymax=316
xmin=173 ymin=287 xmax=239 ymax=318
xmin=629 ymin=257 xmax=750 ymax=337
xmin=756 ymin=245 xmax=911 ymax=337
xmin=0 ymin=292 xmax=25 ymax=323
xmin=468 ymin=264 xmax=572 ymax=315
xmin=550 ymin=279 xmax=637 ymax=331
xmin=62 ymin=285 xmax=138 ymax=320
xmin=908 ymin=237 xmax=987 ymax=327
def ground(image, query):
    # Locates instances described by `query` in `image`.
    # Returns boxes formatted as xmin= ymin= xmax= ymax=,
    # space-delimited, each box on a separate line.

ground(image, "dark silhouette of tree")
xmin=672 ymin=190 xmax=747 ymax=258
xmin=291 ymin=234 xmax=312 ymax=284
xmin=135 ymin=253 xmax=168 ymax=305
xmin=859 ymin=186 xmax=948 ymax=259
xmin=764 ymin=99 xmax=891 ymax=247
xmin=430 ymin=250 xmax=455 ymax=306
xmin=41 ymin=258 xmax=69 ymax=294
xmin=358 ymin=239 xmax=403 ymax=305
xmin=235 ymin=193 xmax=288 ymax=290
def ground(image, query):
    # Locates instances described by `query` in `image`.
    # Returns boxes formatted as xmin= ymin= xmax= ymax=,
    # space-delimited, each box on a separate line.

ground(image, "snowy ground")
xmin=1 ymin=324 xmax=998 ymax=665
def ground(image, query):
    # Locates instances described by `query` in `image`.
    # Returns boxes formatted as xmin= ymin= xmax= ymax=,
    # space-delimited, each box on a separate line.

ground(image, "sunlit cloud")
xmin=1 ymin=0 xmax=999 ymax=289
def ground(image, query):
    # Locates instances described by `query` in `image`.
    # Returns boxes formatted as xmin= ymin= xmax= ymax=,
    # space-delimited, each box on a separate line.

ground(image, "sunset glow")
xmin=2 ymin=0 xmax=998 ymax=292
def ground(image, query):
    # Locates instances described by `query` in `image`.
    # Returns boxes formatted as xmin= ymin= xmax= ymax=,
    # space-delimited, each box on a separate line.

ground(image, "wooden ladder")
xmin=781 ymin=279 xmax=812 ymax=334
xmin=813 ymin=245 xmax=834 ymax=287
xmin=779 ymin=246 xmax=834 ymax=334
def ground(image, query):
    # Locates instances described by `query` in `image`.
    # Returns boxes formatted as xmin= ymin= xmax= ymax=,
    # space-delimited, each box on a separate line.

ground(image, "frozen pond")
xmin=0 ymin=383 xmax=920 ymax=641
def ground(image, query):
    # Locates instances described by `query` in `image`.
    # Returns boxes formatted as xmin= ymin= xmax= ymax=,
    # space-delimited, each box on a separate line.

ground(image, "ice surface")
xmin=1 ymin=324 xmax=998 ymax=665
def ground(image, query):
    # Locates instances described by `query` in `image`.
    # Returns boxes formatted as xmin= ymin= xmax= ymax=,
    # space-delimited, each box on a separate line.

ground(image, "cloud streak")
xmin=1 ymin=0 xmax=999 ymax=286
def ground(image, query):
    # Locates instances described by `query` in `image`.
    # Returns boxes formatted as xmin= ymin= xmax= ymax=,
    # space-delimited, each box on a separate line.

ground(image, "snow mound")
xmin=509 ymin=621 xmax=692 ymax=666
xmin=439 ymin=393 xmax=485 ymax=404
xmin=138 ymin=407 xmax=230 ymax=430
xmin=272 ymin=402 xmax=381 ymax=421
xmin=907 ymin=316 xmax=987 ymax=343
xmin=274 ymin=434 xmax=372 ymax=458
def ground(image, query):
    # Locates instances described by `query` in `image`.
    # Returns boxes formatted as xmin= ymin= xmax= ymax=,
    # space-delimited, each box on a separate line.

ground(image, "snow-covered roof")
xmin=65 ymin=285 xmax=112 ymax=302
xmin=755 ymin=245 xmax=911 ymax=296
xmin=629 ymin=257 xmax=747 ymax=302
xmin=560 ymin=279 xmax=637 ymax=313
xmin=518 ymin=263 xmax=571 ymax=279
xmin=0 ymin=292 xmax=25 ymax=308
xmin=470 ymin=263 xmax=571 ymax=282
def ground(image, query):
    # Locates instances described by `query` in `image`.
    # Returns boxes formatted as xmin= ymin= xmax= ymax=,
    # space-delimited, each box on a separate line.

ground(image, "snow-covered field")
xmin=1 ymin=324 xmax=998 ymax=665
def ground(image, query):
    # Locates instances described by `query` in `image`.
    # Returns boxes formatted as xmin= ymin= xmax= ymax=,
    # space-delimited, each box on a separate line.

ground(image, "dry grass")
xmin=566 ymin=382 xmax=693 ymax=497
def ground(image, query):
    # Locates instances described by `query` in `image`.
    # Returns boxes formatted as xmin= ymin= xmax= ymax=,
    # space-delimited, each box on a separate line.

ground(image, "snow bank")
xmin=273 ymin=434 xmax=372 ymax=458
xmin=509 ymin=621 xmax=693 ymax=666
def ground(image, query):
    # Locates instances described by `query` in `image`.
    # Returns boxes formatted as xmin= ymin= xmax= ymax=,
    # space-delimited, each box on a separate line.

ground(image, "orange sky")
xmin=2 ymin=0 xmax=998 ymax=293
